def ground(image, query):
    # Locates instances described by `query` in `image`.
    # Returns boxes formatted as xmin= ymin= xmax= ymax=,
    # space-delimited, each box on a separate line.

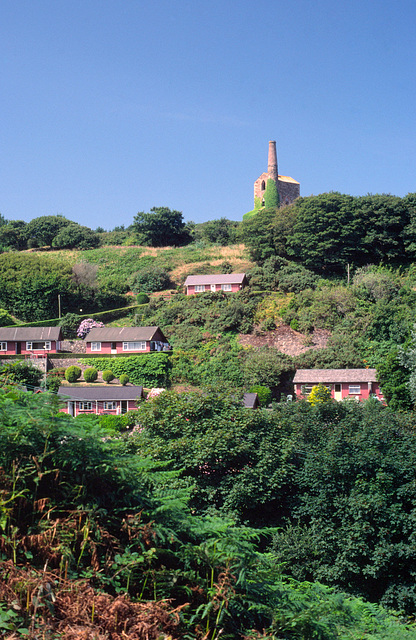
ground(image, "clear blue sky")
xmin=1 ymin=0 xmax=415 ymax=228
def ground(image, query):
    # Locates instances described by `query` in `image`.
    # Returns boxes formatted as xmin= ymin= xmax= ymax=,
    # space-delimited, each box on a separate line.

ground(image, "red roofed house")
xmin=85 ymin=326 xmax=169 ymax=355
xmin=0 ymin=327 xmax=63 ymax=356
xmin=184 ymin=273 xmax=247 ymax=295
xmin=293 ymin=369 xmax=384 ymax=402
xmin=58 ymin=385 xmax=144 ymax=417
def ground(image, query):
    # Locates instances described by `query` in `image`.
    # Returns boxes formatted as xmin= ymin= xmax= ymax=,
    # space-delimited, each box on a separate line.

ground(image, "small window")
xmin=26 ymin=341 xmax=51 ymax=350
xmin=261 ymin=180 xmax=266 ymax=190
xmin=349 ymin=385 xmax=361 ymax=395
xmin=221 ymin=284 xmax=232 ymax=291
xmin=301 ymin=385 xmax=314 ymax=395
xmin=0 ymin=342 xmax=6 ymax=351
xmin=91 ymin=342 xmax=101 ymax=351
xmin=79 ymin=402 xmax=93 ymax=411
xmin=103 ymin=401 xmax=116 ymax=410
xmin=195 ymin=285 xmax=205 ymax=292
xmin=123 ymin=341 xmax=147 ymax=351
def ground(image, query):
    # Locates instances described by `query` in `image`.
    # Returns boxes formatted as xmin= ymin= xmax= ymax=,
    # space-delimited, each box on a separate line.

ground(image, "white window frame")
xmin=221 ymin=284 xmax=232 ymax=291
xmin=301 ymin=385 xmax=314 ymax=395
xmin=26 ymin=341 xmax=51 ymax=350
xmin=79 ymin=402 xmax=93 ymax=411
xmin=0 ymin=342 xmax=6 ymax=351
xmin=103 ymin=401 xmax=116 ymax=410
xmin=349 ymin=385 xmax=361 ymax=395
xmin=123 ymin=341 xmax=147 ymax=351
xmin=90 ymin=342 xmax=101 ymax=351
xmin=194 ymin=285 xmax=205 ymax=292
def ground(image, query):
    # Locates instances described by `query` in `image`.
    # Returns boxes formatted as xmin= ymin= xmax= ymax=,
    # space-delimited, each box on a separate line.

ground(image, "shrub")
xmin=119 ymin=374 xmax=129 ymax=386
xmin=46 ymin=368 xmax=66 ymax=392
xmin=136 ymin=293 xmax=150 ymax=305
xmin=0 ymin=308 xmax=13 ymax=327
xmin=249 ymin=385 xmax=272 ymax=406
xmin=84 ymin=367 xmax=98 ymax=383
xmin=65 ymin=366 xmax=82 ymax=383
xmin=59 ymin=313 xmax=82 ymax=339
xmin=132 ymin=267 xmax=172 ymax=294
xmin=102 ymin=369 xmax=115 ymax=384
xmin=307 ymin=383 xmax=332 ymax=405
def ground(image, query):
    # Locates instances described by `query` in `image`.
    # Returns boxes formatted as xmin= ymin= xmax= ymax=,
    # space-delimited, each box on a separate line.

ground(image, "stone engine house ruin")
xmin=254 ymin=141 xmax=300 ymax=206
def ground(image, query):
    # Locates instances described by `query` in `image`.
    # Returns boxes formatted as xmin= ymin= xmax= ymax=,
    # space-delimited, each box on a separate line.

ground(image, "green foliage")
xmin=239 ymin=206 xmax=296 ymax=263
xmin=102 ymin=369 xmax=115 ymax=383
xmin=307 ymin=383 xmax=332 ymax=405
xmin=52 ymin=222 xmax=100 ymax=249
xmin=136 ymin=292 xmax=150 ymax=304
xmin=132 ymin=206 xmax=192 ymax=247
xmin=45 ymin=368 xmax=65 ymax=392
xmin=264 ymin=178 xmax=279 ymax=208
xmin=0 ymin=361 xmax=43 ymax=389
xmin=83 ymin=367 xmax=98 ymax=383
xmin=84 ymin=353 xmax=171 ymax=387
xmin=193 ymin=218 xmax=239 ymax=246
xmin=0 ymin=220 xmax=28 ymax=251
xmin=132 ymin=266 xmax=173 ymax=293
xmin=0 ymin=308 xmax=14 ymax=326
xmin=58 ymin=312 xmax=82 ymax=338
xmin=119 ymin=373 xmax=129 ymax=386
xmin=65 ymin=365 xmax=82 ymax=383
xmin=248 ymin=385 xmax=271 ymax=406
xmin=24 ymin=214 xmax=72 ymax=247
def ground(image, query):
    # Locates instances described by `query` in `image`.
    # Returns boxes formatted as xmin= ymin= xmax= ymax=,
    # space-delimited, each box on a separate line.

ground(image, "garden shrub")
xmin=77 ymin=318 xmax=105 ymax=339
xmin=132 ymin=267 xmax=172 ymax=294
xmin=102 ymin=369 xmax=115 ymax=384
xmin=136 ymin=293 xmax=150 ymax=305
xmin=119 ymin=374 xmax=129 ymax=386
xmin=65 ymin=366 xmax=82 ymax=383
xmin=249 ymin=385 xmax=272 ymax=406
xmin=83 ymin=367 xmax=98 ymax=383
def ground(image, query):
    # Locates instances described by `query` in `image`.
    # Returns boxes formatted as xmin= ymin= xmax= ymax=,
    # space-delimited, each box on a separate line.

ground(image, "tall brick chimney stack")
xmin=267 ymin=140 xmax=278 ymax=182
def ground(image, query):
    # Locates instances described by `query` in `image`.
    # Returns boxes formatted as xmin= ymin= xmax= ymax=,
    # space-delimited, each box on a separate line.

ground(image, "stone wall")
xmin=277 ymin=179 xmax=300 ymax=205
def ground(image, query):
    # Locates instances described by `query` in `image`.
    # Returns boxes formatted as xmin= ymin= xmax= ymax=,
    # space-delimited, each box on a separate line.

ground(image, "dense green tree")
xmin=132 ymin=266 xmax=172 ymax=293
xmin=193 ymin=217 xmax=239 ymax=245
xmin=287 ymin=192 xmax=358 ymax=273
xmin=0 ymin=361 xmax=43 ymax=389
xmin=132 ymin=206 xmax=191 ymax=247
xmin=239 ymin=206 xmax=296 ymax=263
xmin=24 ymin=214 xmax=72 ymax=247
xmin=52 ymin=222 xmax=100 ymax=249
xmin=0 ymin=220 xmax=28 ymax=250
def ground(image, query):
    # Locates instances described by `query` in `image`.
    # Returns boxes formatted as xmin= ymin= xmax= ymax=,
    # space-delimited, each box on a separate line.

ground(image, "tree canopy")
xmin=132 ymin=206 xmax=192 ymax=247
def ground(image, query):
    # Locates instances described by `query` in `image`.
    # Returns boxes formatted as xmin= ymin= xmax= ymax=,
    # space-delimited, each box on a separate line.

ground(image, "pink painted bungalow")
xmin=85 ymin=326 xmax=169 ymax=355
xmin=293 ymin=369 xmax=384 ymax=402
xmin=0 ymin=327 xmax=62 ymax=356
xmin=58 ymin=385 xmax=144 ymax=417
xmin=184 ymin=273 xmax=247 ymax=295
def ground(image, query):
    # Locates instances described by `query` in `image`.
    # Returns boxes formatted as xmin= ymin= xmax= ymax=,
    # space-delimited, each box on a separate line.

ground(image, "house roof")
xmin=0 ymin=327 xmax=62 ymax=341
xmin=293 ymin=369 xmax=378 ymax=384
xmin=86 ymin=326 xmax=167 ymax=343
xmin=243 ymin=393 xmax=259 ymax=409
xmin=184 ymin=273 xmax=246 ymax=286
xmin=278 ymin=175 xmax=300 ymax=185
xmin=58 ymin=385 xmax=144 ymax=401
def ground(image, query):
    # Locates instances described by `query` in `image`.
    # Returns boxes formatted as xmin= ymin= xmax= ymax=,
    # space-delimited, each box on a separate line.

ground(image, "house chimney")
xmin=267 ymin=140 xmax=278 ymax=181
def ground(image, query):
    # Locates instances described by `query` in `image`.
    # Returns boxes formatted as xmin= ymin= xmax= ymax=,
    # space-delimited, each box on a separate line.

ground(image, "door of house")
xmin=68 ymin=402 xmax=75 ymax=417
xmin=15 ymin=342 xmax=21 ymax=355
xmin=211 ymin=284 xmax=216 ymax=292
xmin=121 ymin=401 xmax=127 ymax=414
xmin=334 ymin=384 xmax=342 ymax=401
xmin=111 ymin=342 xmax=117 ymax=354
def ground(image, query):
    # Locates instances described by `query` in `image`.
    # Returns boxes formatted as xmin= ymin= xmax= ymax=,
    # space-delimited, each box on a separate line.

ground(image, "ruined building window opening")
xmin=261 ymin=180 xmax=266 ymax=190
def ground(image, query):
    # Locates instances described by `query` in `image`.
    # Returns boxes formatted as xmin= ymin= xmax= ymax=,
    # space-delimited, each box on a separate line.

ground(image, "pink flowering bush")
xmin=77 ymin=318 xmax=104 ymax=339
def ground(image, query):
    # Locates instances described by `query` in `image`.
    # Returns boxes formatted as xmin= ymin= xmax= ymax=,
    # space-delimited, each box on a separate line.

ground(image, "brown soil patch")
xmin=238 ymin=325 xmax=330 ymax=357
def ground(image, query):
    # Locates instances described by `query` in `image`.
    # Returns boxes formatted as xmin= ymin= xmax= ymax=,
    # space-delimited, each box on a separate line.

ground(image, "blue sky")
xmin=1 ymin=0 xmax=415 ymax=228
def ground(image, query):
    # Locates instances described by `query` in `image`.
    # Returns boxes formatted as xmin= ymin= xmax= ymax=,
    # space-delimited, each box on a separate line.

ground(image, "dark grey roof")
xmin=58 ymin=385 xmax=144 ymax=401
xmin=86 ymin=326 xmax=166 ymax=342
xmin=184 ymin=273 xmax=246 ymax=286
xmin=0 ymin=327 xmax=62 ymax=341
xmin=293 ymin=369 xmax=377 ymax=384
xmin=243 ymin=393 xmax=259 ymax=409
